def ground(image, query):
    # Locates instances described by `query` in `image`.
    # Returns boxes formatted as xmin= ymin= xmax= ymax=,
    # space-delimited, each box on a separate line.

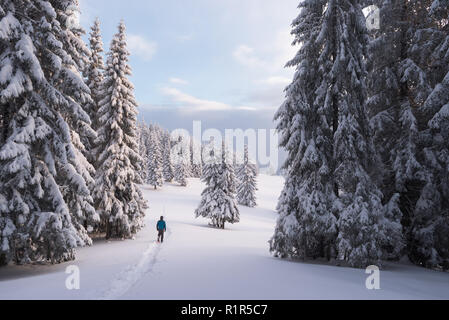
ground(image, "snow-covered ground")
xmin=0 ymin=175 xmax=448 ymax=300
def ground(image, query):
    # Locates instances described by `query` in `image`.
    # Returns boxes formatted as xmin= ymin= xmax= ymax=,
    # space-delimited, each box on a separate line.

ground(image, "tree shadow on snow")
xmin=0 ymin=260 xmax=71 ymax=282
xmin=176 ymin=221 xmax=236 ymax=231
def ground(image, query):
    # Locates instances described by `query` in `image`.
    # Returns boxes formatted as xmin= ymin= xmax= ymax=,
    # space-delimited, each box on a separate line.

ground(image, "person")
xmin=156 ymin=216 xmax=167 ymax=243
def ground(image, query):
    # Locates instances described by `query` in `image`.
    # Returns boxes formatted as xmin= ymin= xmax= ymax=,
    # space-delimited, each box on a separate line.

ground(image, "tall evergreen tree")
xmin=420 ymin=71 xmax=449 ymax=268
xmin=137 ymin=121 xmax=149 ymax=183
xmin=270 ymin=0 xmax=339 ymax=261
xmin=51 ymin=0 xmax=97 ymax=154
xmin=236 ymin=145 xmax=258 ymax=207
xmin=85 ymin=18 xmax=105 ymax=145
xmin=0 ymin=0 xmax=95 ymax=265
xmin=271 ymin=0 xmax=400 ymax=267
xmin=367 ymin=0 xmax=449 ymax=268
xmin=323 ymin=0 xmax=390 ymax=268
xmin=94 ymin=21 xmax=147 ymax=239
xmin=51 ymin=0 xmax=99 ymax=238
xmin=366 ymin=0 xmax=426 ymax=263
xmin=409 ymin=2 xmax=449 ymax=268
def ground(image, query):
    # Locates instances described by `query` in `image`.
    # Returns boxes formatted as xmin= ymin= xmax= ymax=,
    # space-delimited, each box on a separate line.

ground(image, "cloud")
xmin=160 ymin=87 xmax=238 ymax=112
xmin=260 ymin=76 xmax=291 ymax=86
xmin=232 ymin=29 xmax=297 ymax=74
xmin=245 ymin=85 xmax=286 ymax=109
xmin=232 ymin=45 xmax=267 ymax=68
xmin=138 ymin=104 xmax=278 ymax=135
xmin=127 ymin=34 xmax=157 ymax=61
xmin=169 ymin=77 xmax=189 ymax=85
xmin=159 ymin=87 xmax=275 ymax=113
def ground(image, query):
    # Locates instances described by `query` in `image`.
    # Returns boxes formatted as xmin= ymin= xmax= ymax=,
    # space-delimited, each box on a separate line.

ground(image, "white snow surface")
xmin=0 ymin=175 xmax=448 ymax=300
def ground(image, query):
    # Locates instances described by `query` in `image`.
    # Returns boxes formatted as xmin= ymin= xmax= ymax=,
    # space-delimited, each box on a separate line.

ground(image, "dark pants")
xmin=158 ymin=230 xmax=165 ymax=243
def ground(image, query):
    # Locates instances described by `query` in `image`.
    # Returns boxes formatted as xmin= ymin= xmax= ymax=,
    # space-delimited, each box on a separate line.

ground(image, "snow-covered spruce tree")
xmin=137 ymin=121 xmax=149 ymax=183
xmin=222 ymin=140 xmax=237 ymax=199
xmin=322 ymin=0 xmax=394 ymax=268
xmin=420 ymin=72 xmax=449 ymax=269
xmin=174 ymin=152 xmax=189 ymax=186
xmin=94 ymin=21 xmax=147 ymax=239
xmin=162 ymin=130 xmax=174 ymax=182
xmin=366 ymin=0 xmax=433 ymax=262
xmin=272 ymin=0 xmax=399 ymax=267
xmin=237 ymin=145 xmax=258 ymax=207
xmin=232 ymin=151 xmax=240 ymax=190
xmin=407 ymin=2 xmax=449 ymax=268
xmin=85 ymin=18 xmax=105 ymax=152
xmin=51 ymin=0 xmax=99 ymax=237
xmin=409 ymin=1 xmax=449 ymax=269
xmin=270 ymin=0 xmax=339 ymax=261
xmin=190 ymin=137 xmax=203 ymax=178
xmin=52 ymin=0 xmax=97 ymax=154
xmin=364 ymin=0 xmax=413 ymax=262
xmin=0 ymin=0 xmax=96 ymax=265
xmin=367 ymin=0 xmax=448 ymax=267
xmin=81 ymin=18 xmax=105 ymax=224
xmin=146 ymin=127 xmax=164 ymax=189
xmin=232 ymin=151 xmax=238 ymax=172
xmin=171 ymin=131 xmax=190 ymax=186
xmin=195 ymin=140 xmax=239 ymax=229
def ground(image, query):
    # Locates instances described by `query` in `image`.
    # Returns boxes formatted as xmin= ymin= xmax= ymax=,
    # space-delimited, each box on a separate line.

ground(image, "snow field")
xmin=0 ymin=175 xmax=448 ymax=300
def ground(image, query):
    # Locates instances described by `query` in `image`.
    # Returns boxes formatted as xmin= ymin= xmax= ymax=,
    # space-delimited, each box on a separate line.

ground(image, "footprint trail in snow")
xmin=99 ymin=229 xmax=171 ymax=300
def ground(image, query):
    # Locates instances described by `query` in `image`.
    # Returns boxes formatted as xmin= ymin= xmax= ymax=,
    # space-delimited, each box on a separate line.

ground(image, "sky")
xmin=78 ymin=0 xmax=299 ymax=134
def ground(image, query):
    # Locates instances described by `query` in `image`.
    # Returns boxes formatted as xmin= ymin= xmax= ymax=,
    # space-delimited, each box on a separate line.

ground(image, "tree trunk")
xmin=332 ymin=92 xmax=339 ymax=197
xmin=106 ymin=220 xmax=111 ymax=239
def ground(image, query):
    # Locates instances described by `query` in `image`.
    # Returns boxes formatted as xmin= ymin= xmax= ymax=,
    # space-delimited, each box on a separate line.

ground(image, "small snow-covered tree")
xmin=94 ymin=21 xmax=147 ymax=239
xmin=236 ymin=145 xmax=258 ymax=207
xmin=171 ymin=131 xmax=190 ymax=187
xmin=224 ymin=143 xmax=237 ymax=196
xmin=162 ymin=130 xmax=174 ymax=182
xmin=195 ymin=140 xmax=239 ymax=229
xmin=190 ymin=137 xmax=202 ymax=178
xmin=137 ymin=121 xmax=149 ymax=183
xmin=147 ymin=127 xmax=164 ymax=189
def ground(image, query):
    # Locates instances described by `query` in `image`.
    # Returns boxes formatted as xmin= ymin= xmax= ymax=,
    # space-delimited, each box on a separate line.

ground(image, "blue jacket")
xmin=157 ymin=220 xmax=166 ymax=231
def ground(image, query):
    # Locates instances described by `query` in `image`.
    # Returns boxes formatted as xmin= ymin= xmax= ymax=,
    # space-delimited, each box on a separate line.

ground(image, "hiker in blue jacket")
xmin=156 ymin=216 xmax=167 ymax=243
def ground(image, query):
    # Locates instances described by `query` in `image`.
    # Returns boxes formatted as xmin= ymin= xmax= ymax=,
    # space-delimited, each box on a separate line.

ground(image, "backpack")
xmin=157 ymin=220 xmax=166 ymax=231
